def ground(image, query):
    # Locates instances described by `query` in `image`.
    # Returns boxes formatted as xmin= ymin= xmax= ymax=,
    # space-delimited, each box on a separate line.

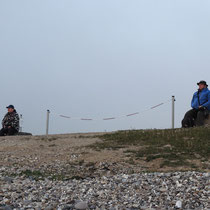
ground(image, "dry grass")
xmin=89 ymin=127 xmax=210 ymax=168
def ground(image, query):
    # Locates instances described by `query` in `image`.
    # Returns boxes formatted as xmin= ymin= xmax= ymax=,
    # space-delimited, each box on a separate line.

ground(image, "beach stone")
xmin=3 ymin=177 xmax=13 ymax=183
xmin=45 ymin=205 xmax=56 ymax=210
xmin=62 ymin=205 xmax=73 ymax=210
xmin=159 ymin=187 xmax=167 ymax=192
xmin=0 ymin=196 xmax=3 ymax=201
xmin=75 ymin=201 xmax=88 ymax=209
xmin=0 ymin=205 xmax=13 ymax=210
xmin=175 ymin=200 xmax=182 ymax=209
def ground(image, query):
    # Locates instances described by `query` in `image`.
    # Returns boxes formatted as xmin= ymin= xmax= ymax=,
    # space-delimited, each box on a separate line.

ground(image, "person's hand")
xmin=198 ymin=106 xmax=206 ymax=111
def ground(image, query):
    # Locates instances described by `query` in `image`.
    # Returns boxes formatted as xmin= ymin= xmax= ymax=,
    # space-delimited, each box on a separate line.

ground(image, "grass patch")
xmin=15 ymin=169 xmax=82 ymax=181
xmin=20 ymin=170 xmax=45 ymax=180
xmin=49 ymin=144 xmax=57 ymax=147
xmin=77 ymin=135 xmax=98 ymax=139
xmin=47 ymin=137 xmax=58 ymax=141
xmin=89 ymin=127 xmax=210 ymax=168
xmin=40 ymin=136 xmax=58 ymax=141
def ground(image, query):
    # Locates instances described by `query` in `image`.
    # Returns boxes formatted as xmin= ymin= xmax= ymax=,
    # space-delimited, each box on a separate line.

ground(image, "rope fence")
xmin=52 ymin=98 xmax=172 ymax=121
xmin=45 ymin=97 xmax=175 ymax=135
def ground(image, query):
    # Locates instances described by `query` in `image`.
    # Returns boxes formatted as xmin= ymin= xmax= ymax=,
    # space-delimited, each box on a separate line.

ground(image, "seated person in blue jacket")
xmin=182 ymin=80 xmax=210 ymax=128
xmin=0 ymin=105 xmax=20 ymax=136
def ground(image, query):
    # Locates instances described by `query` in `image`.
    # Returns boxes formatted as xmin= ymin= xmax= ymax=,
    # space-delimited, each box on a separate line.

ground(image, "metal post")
xmin=46 ymin=110 xmax=50 ymax=135
xmin=20 ymin=114 xmax=23 ymax=132
xmin=172 ymin=96 xmax=175 ymax=129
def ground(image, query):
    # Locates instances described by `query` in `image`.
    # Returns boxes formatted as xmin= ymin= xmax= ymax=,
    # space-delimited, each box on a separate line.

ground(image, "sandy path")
xmin=0 ymin=133 xmax=103 ymax=166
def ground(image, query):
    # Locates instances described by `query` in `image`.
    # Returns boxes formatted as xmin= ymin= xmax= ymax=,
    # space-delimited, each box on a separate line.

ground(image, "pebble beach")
xmin=1 ymin=169 xmax=209 ymax=209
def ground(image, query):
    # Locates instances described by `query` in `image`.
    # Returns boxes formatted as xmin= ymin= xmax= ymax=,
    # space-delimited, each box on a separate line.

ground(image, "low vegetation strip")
xmin=89 ymin=127 xmax=210 ymax=169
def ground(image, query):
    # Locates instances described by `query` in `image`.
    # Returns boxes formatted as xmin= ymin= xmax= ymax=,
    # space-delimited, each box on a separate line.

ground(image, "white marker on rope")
xmin=103 ymin=117 xmax=116 ymax=121
xmin=126 ymin=112 xmax=139 ymax=117
xmin=81 ymin=118 xmax=93 ymax=121
xmin=60 ymin=115 xmax=71 ymax=119
xmin=150 ymin=103 xmax=164 ymax=109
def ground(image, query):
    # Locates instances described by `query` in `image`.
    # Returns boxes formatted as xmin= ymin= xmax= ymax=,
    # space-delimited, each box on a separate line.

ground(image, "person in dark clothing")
xmin=182 ymin=81 xmax=210 ymax=128
xmin=0 ymin=105 xmax=20 ymax=136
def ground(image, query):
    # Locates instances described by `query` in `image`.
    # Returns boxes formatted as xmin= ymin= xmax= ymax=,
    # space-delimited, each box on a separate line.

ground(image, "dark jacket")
xmin=2 ymin=110 xmax=20 ymax=131
xmin=191 ymin=88 xmax=210 ymax=110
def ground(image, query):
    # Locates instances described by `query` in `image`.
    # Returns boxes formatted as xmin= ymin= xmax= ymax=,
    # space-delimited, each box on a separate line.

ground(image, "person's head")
xmin=6 ymin=105 xmax=15 ymax=113
xmin=197 ymin=80 xmax=208 ymax=90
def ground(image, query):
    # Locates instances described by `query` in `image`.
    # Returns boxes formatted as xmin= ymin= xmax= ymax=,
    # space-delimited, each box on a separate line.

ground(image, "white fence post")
xmin=46 ymin=110 xmax=50 ymax=135
xmin=20 ymin=114 xmax=23 ymax=132
xmin=172 ymin=96 xmax=175 ymax=129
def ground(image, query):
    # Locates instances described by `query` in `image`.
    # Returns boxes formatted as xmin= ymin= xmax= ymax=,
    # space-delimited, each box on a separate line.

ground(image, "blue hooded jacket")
xmin=191 ymin=88 xmax=210 ymax=110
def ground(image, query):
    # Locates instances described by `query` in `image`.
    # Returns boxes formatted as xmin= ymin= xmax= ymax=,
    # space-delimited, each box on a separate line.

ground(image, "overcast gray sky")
xmin=0 ymin=0 xmax=209 ymax=135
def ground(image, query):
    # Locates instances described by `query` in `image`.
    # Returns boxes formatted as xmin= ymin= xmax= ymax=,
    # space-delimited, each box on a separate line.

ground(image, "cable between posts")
xmin=50 ymin=98 xmax=172 ymax=121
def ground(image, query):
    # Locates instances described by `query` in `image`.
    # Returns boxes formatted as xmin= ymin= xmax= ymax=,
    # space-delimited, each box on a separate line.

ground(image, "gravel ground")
xmin=0 ymin=170 xmax=209 ymax=210
xmin=0 ymin=134 xmax=209 ymax=209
